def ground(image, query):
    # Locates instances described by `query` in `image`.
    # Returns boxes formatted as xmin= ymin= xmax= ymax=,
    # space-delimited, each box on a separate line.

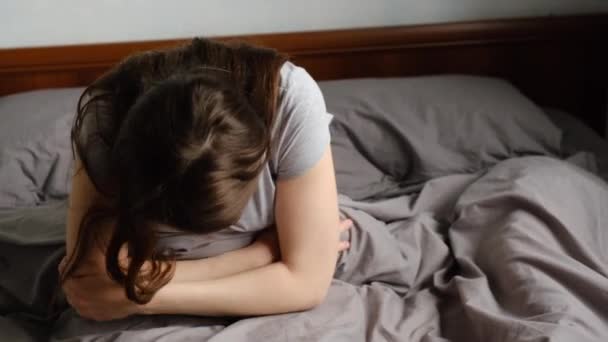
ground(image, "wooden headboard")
xmin=1 ymin=14 xmax=607 ymax=134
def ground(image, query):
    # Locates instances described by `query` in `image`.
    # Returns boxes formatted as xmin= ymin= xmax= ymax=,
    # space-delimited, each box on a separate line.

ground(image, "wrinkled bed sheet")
xmin=2 ymin=152 xmax=608 ymax=342
xmin=3 ymin=96 xmax=608 ymax=342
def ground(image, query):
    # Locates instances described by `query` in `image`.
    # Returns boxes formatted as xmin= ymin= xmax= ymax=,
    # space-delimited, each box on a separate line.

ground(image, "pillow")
xmin=319 ymin=75 xmax=562 ymax=200
xmin=0 ymin=88 xmax=84 ymax=208
xmin=544 ymin=107 xmax=608 ymax=181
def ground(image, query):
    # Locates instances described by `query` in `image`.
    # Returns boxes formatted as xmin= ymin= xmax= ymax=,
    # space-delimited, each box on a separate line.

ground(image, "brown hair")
xmin=61 ymin=38 xmax=287 ymax=304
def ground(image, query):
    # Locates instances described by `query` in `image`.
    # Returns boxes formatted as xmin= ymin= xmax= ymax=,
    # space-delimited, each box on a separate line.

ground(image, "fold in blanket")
xmin=438 ymin=156 xmax=608 ymax=342
xmin=2 ymin=154 xmax=608 ymax=342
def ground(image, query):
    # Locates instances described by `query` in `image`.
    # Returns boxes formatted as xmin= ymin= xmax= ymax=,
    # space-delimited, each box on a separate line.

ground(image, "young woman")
xmin=59 ymin=37 xmax=352 ymax=321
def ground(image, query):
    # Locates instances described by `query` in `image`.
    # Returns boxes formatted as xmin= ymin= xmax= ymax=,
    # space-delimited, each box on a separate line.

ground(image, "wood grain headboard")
xmin=1 ymin=14 xmax=607 ymax=134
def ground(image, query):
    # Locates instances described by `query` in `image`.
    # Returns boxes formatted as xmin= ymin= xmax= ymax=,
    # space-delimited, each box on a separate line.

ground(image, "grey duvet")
xmin=2 ymin=145 xmax=608 ymax=340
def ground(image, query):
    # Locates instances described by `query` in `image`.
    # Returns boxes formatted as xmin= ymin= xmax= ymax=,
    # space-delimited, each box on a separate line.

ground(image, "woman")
xmin=59 ymin=37 xmax=352 ymax=321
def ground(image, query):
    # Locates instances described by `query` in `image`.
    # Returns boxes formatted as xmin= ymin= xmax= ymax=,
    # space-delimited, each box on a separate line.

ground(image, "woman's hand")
xmin=59 ymin=255 xmax=143 ymax=322
xmin=251 ymin=218 xmax=353 ymax=263
xmin=337 ymin=219 xmax=353 ymax=251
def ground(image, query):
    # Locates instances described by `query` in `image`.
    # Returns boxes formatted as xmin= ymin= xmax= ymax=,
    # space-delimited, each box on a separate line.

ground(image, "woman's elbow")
xmin=294 ymin=277 xmax=332 ymax=311
xmin=292 ymin=288 xmax=325 ymax=312
xmin=307 ymin=287 xmax=329 ymax=310
xmin=282 ymin=262 xmax=334 ymax=311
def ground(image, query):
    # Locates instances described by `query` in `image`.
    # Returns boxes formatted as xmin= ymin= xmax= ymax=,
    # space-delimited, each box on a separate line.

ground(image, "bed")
xmin=1 ymin=14 xmax=608 ymax=342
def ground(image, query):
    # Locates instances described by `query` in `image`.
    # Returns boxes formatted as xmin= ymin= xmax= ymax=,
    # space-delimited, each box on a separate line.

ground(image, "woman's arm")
xmin=143 ymin=145 xmax=341 ymax=316
xmin=64 ymin=158 xmax=278 ymax=282
xmin=170 ymin=231 xmax=279 ymax=282
xmin=64 ymin=158 xmax=111 ymax=272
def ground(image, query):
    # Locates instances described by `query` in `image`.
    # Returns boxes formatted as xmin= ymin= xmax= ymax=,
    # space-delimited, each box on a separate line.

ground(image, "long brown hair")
xmin=61 ymin=38 xmax=287 ymax=304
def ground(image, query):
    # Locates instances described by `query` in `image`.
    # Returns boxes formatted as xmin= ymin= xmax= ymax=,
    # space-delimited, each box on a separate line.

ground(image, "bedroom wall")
xmin=2 ymin=0 xmax=608 ymax=48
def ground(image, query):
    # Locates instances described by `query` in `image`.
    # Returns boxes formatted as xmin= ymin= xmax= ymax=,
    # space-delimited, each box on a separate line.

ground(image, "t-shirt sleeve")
xmin=272 ymin=64 xmax=333 ymax=180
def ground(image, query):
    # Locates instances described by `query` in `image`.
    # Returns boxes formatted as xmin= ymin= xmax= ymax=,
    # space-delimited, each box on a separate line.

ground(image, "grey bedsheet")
xmin=2 ymin=104 xmax=608 ymax=341
xmin=545 ymin=107 xmax=608 ymax=181
xmin=2 ymin=153 xmax=608 ymax=342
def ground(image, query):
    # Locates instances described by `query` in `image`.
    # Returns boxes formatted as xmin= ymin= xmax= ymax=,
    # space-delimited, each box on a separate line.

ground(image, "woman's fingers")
xmin=339 ymin=219 xmax=353 ymax=231
xmin=338 ymin=219 xmax=353 ymax=252
xmin=338 ymin=240 xmax=350 ymax=252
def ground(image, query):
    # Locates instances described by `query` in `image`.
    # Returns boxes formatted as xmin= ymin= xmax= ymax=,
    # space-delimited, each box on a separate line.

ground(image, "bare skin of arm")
xmin=63 ymin=149 xmax=347 ymax=311
xmin=64 ymin=159 xmax=300 ymax=284
xmin=142 ymin=145 xmax=341 ymax=316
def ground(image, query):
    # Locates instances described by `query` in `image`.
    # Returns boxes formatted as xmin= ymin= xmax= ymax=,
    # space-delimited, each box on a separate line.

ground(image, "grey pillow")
xmin=0 ymin=88 xmax=84 ymax=208
xmin=320 ymin=75 xmax=563 ymax=200
xmin=545 ymin=107 xmax=608 ymax=181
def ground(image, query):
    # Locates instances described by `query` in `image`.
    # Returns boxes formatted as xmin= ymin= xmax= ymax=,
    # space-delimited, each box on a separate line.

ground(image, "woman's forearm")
xmin=144 ymin=261 xmax=328 ymax=317
xmin=171 ymin=242 xmax=276 ymax=283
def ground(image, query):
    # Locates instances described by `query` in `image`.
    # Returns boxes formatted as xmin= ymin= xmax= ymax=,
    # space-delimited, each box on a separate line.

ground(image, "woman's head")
xmin=63 ymin=38 xmax=287 ymax=303
xmin=112 ymin=71 xmax=268 ymax=232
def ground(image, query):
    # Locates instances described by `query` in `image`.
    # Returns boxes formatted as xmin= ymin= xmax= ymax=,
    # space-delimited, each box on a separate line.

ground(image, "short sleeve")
xmin=271 ymin=63 xmax=333 ymax=180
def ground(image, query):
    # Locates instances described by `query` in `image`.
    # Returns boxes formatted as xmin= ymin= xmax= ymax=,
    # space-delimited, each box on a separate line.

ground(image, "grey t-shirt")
xmin=155 ymin=62 xmax=333 ymax=259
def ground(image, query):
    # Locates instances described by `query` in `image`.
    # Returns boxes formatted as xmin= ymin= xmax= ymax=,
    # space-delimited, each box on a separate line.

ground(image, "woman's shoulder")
xmin=278 ymin=62 xmax=323 ymax=101
xmin=275 ymin=61 xmax=327 ymax=122
xmin=270 ymin=62 xmax=333 ymax=180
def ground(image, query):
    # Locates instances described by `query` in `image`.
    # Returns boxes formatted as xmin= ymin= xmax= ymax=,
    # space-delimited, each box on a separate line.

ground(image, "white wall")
xmin=2 ymin=0 xmax=608 ymax=48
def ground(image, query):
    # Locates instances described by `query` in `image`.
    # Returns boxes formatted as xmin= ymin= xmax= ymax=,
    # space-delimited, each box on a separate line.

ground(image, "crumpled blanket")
xmin=2 ymin=153 xmax=608 ymax=342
